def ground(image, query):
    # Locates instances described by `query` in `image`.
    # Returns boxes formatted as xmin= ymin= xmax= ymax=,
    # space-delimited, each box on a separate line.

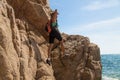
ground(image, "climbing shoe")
xmin=61 ymin=53 xmax=70 ymax=58
xmin=46 ymin=58 xmax=51 ymax=65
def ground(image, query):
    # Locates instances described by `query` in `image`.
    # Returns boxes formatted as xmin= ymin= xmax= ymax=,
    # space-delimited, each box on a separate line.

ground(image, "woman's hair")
xmin=51 ymin=9 xmax=58 ymax=18
xmin=51 ymin=12 xmax=54 ymax=18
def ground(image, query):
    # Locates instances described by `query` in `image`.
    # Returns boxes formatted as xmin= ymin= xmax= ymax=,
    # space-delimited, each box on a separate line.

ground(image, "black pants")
xmin=49 ymin=29 xmax=62 ymax=43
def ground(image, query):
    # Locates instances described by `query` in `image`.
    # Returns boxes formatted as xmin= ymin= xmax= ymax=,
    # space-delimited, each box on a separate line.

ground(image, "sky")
xmin=49 ymin=0 xmax=120 ymax=54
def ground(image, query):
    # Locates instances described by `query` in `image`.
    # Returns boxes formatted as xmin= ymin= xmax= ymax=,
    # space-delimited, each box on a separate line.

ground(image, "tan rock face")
xmin=51 ymin=34 xmax=102 ymax=80
xmin=0 ymin=0 xmax=102 ymax=80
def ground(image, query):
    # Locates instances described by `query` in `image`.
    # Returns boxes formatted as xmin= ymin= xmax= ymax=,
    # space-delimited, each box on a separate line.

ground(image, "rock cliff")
xmin=0 ymin=0 xmax=102 ymax=80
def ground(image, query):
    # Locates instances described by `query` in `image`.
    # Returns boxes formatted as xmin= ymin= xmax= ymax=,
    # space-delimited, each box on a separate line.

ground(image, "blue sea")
xmin=102 ymin=54 xmax=120 ymax=80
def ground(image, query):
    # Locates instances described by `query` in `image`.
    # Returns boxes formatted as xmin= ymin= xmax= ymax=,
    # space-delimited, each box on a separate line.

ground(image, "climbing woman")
xmin=46 ymin=9 xmax=65 ymax=65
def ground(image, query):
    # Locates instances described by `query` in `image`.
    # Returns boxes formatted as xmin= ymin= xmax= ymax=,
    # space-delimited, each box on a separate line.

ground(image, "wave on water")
xmin=102 ymin=76 xmax=119 ymax=80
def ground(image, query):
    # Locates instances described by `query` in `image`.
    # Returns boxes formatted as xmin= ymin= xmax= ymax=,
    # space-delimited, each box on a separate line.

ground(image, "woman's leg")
xmin=60 ymin=40 xmax=65 ymax=55
xmin=48 ymin=43 xmax=54 ymax=58
xmin=46 ymin=43 xmax=54 ymax=65
xmin=54 ymin=31 xmax=65 ymax=56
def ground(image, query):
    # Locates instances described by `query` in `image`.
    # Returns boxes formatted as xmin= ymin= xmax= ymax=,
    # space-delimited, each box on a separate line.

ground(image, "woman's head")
xmin=51 ymin=9 xmax=58 ymax=18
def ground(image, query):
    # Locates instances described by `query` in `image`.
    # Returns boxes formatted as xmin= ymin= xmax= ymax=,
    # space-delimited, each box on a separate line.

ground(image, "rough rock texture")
xmin=0 ymin=0 xmax=102 ymax=80
xmin=52 ymin=34 xmax=102 ymax=80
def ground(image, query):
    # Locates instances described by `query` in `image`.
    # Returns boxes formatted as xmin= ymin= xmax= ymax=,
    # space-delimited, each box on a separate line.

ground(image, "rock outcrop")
xmin=52 ymin=34 xmax=102 ymax=80
xmin=0 ymin=0 xmax=102 ymax=80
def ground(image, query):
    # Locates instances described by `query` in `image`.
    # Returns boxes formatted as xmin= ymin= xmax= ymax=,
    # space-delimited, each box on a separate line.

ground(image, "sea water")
xmin=101 ymin=54 xmax=120 ymax=80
